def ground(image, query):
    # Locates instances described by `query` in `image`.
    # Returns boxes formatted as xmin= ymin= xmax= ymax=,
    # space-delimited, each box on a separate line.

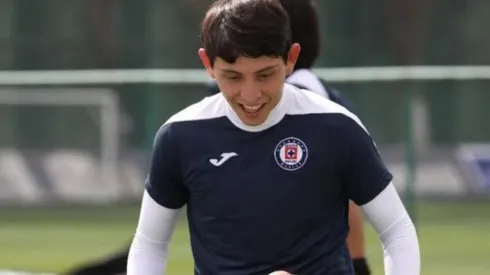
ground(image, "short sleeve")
xmin=342 ymin=119 xmax=393 ymax=206
xmin=145 ymin=123 xmax=188 ymax=209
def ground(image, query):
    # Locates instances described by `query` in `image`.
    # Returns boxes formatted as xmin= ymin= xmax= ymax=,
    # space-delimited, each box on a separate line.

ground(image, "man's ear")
xmin=286 ymin=43 xmax=301 ymax=75
xmin=198 ymin=48 xmax=215 ymax=78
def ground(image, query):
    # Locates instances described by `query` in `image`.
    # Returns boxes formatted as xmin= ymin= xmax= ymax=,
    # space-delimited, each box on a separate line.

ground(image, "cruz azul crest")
xmin=274 ymin=137 xmax=308 ymax=171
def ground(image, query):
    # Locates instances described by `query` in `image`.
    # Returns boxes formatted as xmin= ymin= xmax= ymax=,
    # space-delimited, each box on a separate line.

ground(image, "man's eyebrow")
xmin=219 ymin=69 xmax=241 ymax=74
xmin=254 ymin=65 xmax=279 ymax=74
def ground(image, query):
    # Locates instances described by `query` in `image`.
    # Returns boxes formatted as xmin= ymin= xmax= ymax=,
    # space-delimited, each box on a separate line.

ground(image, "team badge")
xmin=274 ymin=137 xmax=308 ymax=171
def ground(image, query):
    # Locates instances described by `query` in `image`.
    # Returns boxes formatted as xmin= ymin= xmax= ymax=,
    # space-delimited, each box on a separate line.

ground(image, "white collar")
xmin=223 ymin=84 xmax=292 ymax=132
xmin=287 ymin=69 xmax=329 ymax=98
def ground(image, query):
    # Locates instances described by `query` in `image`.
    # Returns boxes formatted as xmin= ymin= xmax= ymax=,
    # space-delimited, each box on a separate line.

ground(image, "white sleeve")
xmin=127 ymin=190 xmax=181 ymax=275
xmin=360 ymin=183 xmax=421 ymax=275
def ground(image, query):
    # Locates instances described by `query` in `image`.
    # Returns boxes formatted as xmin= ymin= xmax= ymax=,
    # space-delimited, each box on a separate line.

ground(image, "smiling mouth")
xmin=240 ymin=104 xmax=265 ymax=114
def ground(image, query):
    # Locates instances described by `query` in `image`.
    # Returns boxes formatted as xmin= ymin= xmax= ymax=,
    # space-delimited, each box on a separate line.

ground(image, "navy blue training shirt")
xmin=146 ymin=84 xmax=393 ymax=275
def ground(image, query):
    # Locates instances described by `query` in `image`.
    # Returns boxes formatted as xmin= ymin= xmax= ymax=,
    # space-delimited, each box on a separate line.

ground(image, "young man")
xmin=207 ymin=1 xmax=370 ymax=273
xmin=65 ymin=1 xmax=371 ymax=274
xmin=127 ymin=0 xmax=420 ymax=274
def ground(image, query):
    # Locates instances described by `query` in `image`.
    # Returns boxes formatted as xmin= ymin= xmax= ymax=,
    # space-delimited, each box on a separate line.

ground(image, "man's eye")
xmin=258 ymin=73 xmax=273 ymax=79
xmin=226 ymin=75 xmax=240 ymax=80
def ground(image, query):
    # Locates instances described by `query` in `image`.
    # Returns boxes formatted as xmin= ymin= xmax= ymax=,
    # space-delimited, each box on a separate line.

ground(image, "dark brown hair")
xmin=279 ymin=0 xmax=320 ymax=69
xmin=200 ymin=0 xmax=292 ymax=67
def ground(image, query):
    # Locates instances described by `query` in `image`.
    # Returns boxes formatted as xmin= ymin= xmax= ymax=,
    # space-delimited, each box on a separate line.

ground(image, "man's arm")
xmin=127 ymin=191 xmax=181 ymax=274
xmin=346 ymin=202 xmax=372 ymax=275
xmin=360 ymin=184 xmax=420 ymax=275
xmin=346 ymin=202 xmax=366 ymax=260
xmin=342 ymin=116 xmax=420 ymax=275
xmin=127 ymin=123 xmax=189 ymax=274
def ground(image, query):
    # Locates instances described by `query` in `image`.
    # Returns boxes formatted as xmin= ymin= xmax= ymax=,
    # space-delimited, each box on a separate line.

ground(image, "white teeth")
xmin=243 ymin=104 xmax=262 ymax=112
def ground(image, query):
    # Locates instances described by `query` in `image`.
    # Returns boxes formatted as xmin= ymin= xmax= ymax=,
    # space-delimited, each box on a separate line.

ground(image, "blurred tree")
xmin=424 ymin=1 xmax=466 ymax=143
xmin=384 ymin=0 xmax=432 ymax=149
xmin=87 ymin=0 xmax=119 ymax=69
xmin=455 ymin=0 xmax=490 ymax=141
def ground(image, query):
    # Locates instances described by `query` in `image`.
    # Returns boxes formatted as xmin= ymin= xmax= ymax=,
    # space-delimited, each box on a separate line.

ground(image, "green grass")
xmin=0 ymin=202 xmax=489 ymax=274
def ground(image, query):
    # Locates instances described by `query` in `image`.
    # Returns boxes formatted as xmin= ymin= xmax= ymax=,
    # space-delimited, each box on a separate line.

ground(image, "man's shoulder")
xmin=166 ymin=93 xmax=226 ymax=125
xmin=287 ymin=84 xmax=357 ymax=121
xmin=286 ymin=69 xmax=356 ymax=112
xmin=154 ymin=94 xmax=226 ymax=143
xmin=285 ymin=84 xmax=369 ymax=139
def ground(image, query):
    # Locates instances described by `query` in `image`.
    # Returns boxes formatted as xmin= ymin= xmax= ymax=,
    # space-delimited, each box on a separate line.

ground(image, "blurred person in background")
xmin=65 ymin=0 xmax=370 ymax=274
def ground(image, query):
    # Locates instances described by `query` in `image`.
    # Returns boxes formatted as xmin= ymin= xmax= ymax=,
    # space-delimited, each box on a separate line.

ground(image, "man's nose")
xmin=240 ymin=82 xmax=262 ymax=102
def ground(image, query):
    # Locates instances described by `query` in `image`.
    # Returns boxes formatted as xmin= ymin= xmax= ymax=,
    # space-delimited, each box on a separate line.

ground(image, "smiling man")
xmin=127 ymin=0 xmax=420 ymax=274
xmin=206 ymin=1 xmax=371 ymax=273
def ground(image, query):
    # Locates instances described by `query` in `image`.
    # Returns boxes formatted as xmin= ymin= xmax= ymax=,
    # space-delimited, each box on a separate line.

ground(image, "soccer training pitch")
xmin=1 ymin=201 xmax=489 ymax=275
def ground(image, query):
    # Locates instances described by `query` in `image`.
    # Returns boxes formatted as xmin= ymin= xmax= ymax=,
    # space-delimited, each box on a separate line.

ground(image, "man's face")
xmin=199 ymin=44 xmax=300 ymax=126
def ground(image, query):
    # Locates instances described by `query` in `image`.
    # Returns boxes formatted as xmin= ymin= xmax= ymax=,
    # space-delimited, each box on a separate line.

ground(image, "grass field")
xmin=1 ymin=201 xmax=489 ymax=274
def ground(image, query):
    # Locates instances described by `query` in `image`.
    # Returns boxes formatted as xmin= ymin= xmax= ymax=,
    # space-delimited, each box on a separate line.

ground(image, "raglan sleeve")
xmin=145 ymin=123 xmax=188 ymax=209
xmin=341 ymin=117 xmax=393 ymax=206
xmin=341 ymin=116 xmax=420 ymax=275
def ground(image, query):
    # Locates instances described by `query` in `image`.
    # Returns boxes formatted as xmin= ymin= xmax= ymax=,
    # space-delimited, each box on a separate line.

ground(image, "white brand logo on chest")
xmin=209 ymin=152 xmax=238 ymax=166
